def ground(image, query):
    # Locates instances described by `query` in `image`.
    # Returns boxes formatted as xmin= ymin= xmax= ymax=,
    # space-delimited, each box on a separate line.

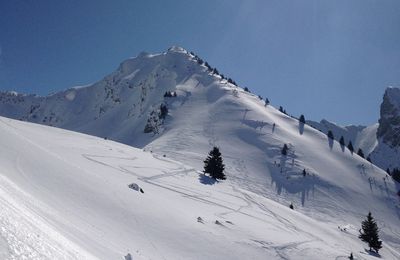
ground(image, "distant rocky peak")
xmin=377 ymin=87 xmax=400 ymax=147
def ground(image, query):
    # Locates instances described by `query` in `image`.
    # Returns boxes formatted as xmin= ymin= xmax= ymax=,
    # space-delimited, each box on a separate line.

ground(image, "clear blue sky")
xmin=1 ymin=0 xmax=400 ymax=125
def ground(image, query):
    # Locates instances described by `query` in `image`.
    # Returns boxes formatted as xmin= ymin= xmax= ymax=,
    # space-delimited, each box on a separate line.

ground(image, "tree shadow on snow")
xmin=241 ymin=119 xmax=269 ymax=131
xmin=328 ymin=137 xmax=334 ymax=150
xmin=298 ymin=122 xmax=304 ymax=135
xmin=199 ymin=173 xmax=217 ymax=185
xmin=361 ymin=249 xmax=381 ymax=258
xmin=236 ymin=129 xmax=335 ymax=206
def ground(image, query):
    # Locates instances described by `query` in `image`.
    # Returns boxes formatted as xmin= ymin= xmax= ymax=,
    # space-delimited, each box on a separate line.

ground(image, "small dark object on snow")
xmin=289 ymin=203 xmax=294 ymax=210
xmin=215 ymin=220 xmax=223 ymax=225
xmin=163 ymin=154 xmax=166 ymax=157
xmin=125 ymin=253 xmax=132 ymax=260
xmin=348 ymin=252 xmax=353 ymax=260
xmin=197 ymin=217 xmax=203 ymax=223
xmin=128 ymin=183 xmax=143 ymax=194
xmin=128 ymin=183 xmax=139 ymax=191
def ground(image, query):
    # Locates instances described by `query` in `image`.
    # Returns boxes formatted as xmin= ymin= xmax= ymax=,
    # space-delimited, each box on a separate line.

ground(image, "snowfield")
xmin=0 ymin=47 xmax=399 ymax=259
xmin=0 ymin=115 xmax=399 ymax=259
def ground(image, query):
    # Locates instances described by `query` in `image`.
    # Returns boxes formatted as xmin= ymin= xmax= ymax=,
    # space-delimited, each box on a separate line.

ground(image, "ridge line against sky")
xmin=1 ymin=0 xmax=400 ymax=126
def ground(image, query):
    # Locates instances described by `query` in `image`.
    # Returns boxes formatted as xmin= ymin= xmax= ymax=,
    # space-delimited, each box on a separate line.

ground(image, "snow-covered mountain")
xmin=0 ymin=47 xmax=400 ymax=259
xmin=307 ymin=119 xmax=378 ymax=157
xmin=307 ymin=87 xmax=400 ymax=172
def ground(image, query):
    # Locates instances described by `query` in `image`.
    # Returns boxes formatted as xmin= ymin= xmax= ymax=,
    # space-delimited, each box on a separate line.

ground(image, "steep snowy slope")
xmin=0 ymin=117 xmax=399 ymax=260
xmin=307 ymin=119 xmax=378 ymax=157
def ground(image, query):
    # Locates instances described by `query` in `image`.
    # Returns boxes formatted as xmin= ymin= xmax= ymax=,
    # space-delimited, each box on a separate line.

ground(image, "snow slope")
xmin=308 ymin=87 xmax=400 ymax=172
xmin=0 ymin=47 xmax=399 ymax=259
xmin=0 ymin=117 xmax=399 ymax=260
xmin=307 ymin=119 xmax=378 ymax=157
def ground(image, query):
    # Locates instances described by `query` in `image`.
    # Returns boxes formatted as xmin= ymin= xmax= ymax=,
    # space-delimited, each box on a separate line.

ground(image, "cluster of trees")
xmin=164 ymin=91 xmax=177 ymax=97
xmin=328 ymin=134 xmax=371 ymax=160
xmin=190 ymin=51 xmax=238 ymax=88
xmin=279 ymin=106 xmax=287 ymax=114
xmin=143 ymin=103 xmax=169 ymax=134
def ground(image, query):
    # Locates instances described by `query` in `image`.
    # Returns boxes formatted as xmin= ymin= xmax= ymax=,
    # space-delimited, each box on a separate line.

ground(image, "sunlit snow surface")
xmin=0 ymin=114 xmax=399 ymax=259
xmin=0 ymin=48 xmax=399 ymax=259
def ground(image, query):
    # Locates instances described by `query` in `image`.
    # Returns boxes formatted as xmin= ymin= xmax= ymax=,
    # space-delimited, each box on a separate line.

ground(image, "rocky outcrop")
xmin=377 ymin=87 xmax=400 ymax=147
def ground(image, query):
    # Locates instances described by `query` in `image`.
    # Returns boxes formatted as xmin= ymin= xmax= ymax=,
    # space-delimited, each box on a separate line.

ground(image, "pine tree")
xmin=347 ymin=141 xmax=354 ymax=153
xmin=359 ymin=212 xmax=382 ymax=253
xmin=302 ymin=169 xmax=306 ymax=177
xmin=299 ymin=114 xmax=305 ymax=124
xmin=357 ymin=148 xmax=365 ymax=158
xmin=386 ymin=168 xmax=391 ymax=175
xmin=159 ymin=104 xmax=168 ymax=119
xmin=392 ymin=168 xmax=400 ymax=182
xmin=265 ymin=98 xmax=270 ymax=106
xmin=349 ymin=252 xmax=353 ymax=260
xmin=327 ymin=130 xmax=334 ymax=140
xmin=244 ymin=87 xmax=250 ymax=92
xmin=203 ymin=147 xmax=226 ymax=180
xmin=279 ymin=106 xmax=284 ymax=113
xmin=339 ymin=136 xmax=345 ymax=146
xmin=367 ymin=156 xmax=372 ymax=163
xmin=281 ymin=144 xmax=289 ymax=156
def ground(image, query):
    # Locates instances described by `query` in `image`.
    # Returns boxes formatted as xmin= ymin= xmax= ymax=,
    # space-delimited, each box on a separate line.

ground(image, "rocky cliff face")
xmin=371 ymin=87 xmax=400 ymax=171
xmin=377 ymin=87 xmax=400 ymax=147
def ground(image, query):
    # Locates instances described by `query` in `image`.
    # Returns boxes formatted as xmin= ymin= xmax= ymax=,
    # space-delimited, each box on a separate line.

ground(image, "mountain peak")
xmin=166 ymin=46 xmax=188 ymax=53
xmin=376 ymin=86 xmax=400 ymax=149
xmin=385 ymin=86 xmax=400 ymax=109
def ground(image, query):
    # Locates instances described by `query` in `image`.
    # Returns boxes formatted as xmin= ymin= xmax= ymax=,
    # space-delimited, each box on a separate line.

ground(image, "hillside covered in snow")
xmin=307 ymin=119 xmax=378 ymax=158
xmin=307 ymin=87 xmax=400 ymax=172
xmin=0 ymin=47 xmax=399 ymax=259
xmin=0 ymin=116 xmax=400 ymax=259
